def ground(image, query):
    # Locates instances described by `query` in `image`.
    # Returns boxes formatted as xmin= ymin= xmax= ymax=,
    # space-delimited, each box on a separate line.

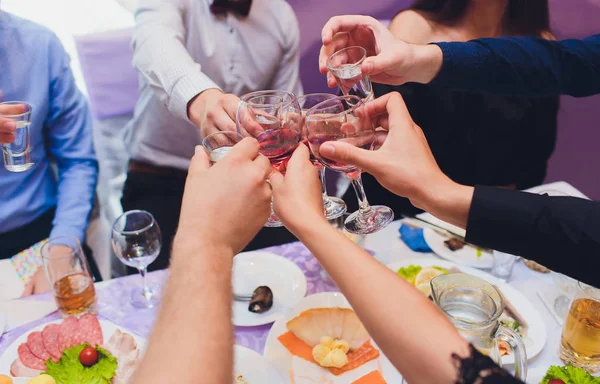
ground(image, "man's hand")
xmin=270 ymin=145 xmax=324 ymax=234
xmin=319 ymin=92 xmax=452 ymax=209
xmin=0 ymin=103 xmax=25 ymax=145
xmin=188 ymin=89 xmax=240 ymax=139
xmin=175 ymin=138 xmax=273 ymax=256
xmin=319 ymin=15 xmax=443 ymax=87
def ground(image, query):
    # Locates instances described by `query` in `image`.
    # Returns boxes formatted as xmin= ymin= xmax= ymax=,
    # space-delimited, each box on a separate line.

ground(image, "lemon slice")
xmin=414 ymin=267 xmax=445 ymax=288
xmin=416 ymin=283 xmax=432 ymax=297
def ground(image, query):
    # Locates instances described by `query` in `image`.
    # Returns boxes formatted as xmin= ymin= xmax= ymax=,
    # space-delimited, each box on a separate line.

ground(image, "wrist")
xmin=414 ymin=178 xmax=474 ymax=229
xmin=410 ymin=44 xmax=443 ymax=84
xmin=172 ymin=231 xmax=235 ymax=262
xmin=187 ymin=88 xmax=222 ymax=124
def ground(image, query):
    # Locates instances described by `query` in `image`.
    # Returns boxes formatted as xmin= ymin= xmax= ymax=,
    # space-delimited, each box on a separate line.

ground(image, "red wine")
xmin=257 ymin=128 xmax=300 ymax=166
xmin=308 ymin=132 xmax=373 ymax=174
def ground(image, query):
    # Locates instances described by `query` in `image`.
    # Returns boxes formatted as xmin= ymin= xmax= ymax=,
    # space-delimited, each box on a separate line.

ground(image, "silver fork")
xmin=234 ymin=293 xmax=253 ymax=302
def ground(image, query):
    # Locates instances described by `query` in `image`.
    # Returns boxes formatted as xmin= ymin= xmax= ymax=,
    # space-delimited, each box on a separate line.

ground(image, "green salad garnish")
xmin=541 ymin=365 xmax=600 ymax=384
xmin=396 ymin=265 xmax=449 ymax=284
xmin=44 ymin=343 xmax=117 ymax=384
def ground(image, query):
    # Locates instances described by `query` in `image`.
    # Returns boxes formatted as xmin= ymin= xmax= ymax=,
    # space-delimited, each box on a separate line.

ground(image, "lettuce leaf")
xmin=541 ymin=365 xmax=600 ymax=384
xmin=44 ymin=343 xmax=117 ymax=384
xmin=397 ymin=265 xmax=422 ymax=284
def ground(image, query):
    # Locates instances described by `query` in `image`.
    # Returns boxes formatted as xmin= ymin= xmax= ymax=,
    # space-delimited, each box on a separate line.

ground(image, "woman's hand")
xmin=270 ymin=145 xmax=325 ymax=234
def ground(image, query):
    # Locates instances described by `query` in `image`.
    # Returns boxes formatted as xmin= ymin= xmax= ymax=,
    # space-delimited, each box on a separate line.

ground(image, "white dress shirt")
xmin=125 ymin=0 xmax=303 ymax=170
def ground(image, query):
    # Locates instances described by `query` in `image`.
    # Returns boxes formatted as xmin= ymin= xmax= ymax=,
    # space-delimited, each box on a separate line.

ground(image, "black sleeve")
xmin=430 ymin=35 xmax=600 ymax=97
xmin=465 ymin=186 xmax=600 ymax=286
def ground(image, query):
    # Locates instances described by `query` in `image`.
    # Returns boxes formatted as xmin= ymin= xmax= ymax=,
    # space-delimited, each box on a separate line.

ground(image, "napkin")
xmin=398 ymin=224 xmax=432 ymax=252
xmin=0 ymin=299 xmax=57 ymax=333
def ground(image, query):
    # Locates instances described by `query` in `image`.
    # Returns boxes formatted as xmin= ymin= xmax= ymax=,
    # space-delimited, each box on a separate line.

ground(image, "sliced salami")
xmin=26 ymin=331 xmax=53 ymax=362
xmin=77 ymin=314 xmax=103 ymax=347
xmin=17 ymin=343 xmax=47 ymax=371
xmin=59 ymin=316 xmax=79 ymax=351
xmin=42 ymin=323 xmax=63 ymax=360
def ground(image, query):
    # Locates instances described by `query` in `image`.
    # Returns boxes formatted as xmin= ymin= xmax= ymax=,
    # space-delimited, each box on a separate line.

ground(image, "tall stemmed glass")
xmin=111 ymin=210 xmax=162 ymax=308
xmin=306 ymin=95 xmax=394 ymax=234
xmin=298 ymin=93 xmax=347 ymax=220
xmin=236 ymin=90 xmax=302 ymax=227
xmin=327 ymin=46 xmax=374 ymax=102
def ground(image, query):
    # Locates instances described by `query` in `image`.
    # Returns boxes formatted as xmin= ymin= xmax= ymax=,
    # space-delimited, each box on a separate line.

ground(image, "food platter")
xmin=233 ymin=345 xmax=287 ymax=384
xmin=232 ymin=251 xmax=307 ymax=327
xmin=387 ymin=258 xmax=547 ymax=364
xmin=264 ymin=292 xmax=403 ymax=383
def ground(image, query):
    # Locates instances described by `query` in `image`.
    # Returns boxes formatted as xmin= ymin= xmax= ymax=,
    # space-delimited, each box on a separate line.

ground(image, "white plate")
xmin=0 ymin=318 xmax=146 ymax=378
xmin=264 ymin=292 xmax=404 ymax=383
xmin=234 ymin=345 xmax=288 ymax=383
xmin=232 ymin=251 xmax=307 ymax=327
xmin=0 ymin=312 xmax=6 ymax=336
xmin=423 ymin=228 xmax=494 ymax=268
xmin=387 ymin=258 xmax=547 ymax=364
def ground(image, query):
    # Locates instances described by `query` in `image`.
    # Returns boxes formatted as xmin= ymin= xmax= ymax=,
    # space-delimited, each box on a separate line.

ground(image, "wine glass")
xmin=236 ymin=90 xmax=302 ymax=227
xmin=111 ymin=210 xmax=162 ymax=308
xmin=298 ymin=93 xmax=347 ymax=220
xmin=305 ymin=95 xmax=394 ymax=234
xmin=327 ymin=46 xmax=374 ymax=102
xmin=202 ymin=131 xmax=245 ymax=164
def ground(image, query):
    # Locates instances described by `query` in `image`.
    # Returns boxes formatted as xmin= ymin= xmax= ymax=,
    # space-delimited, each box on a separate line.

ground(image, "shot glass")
xmin=326 ymin=46 xmax=374 ymax=102
xmin=491 ymin=250 xmax=518 ymax=282
xmin=202 ymin=131 xmax=245 ymax=164
xmin=1 ymin=102 xmax=33 ymax=172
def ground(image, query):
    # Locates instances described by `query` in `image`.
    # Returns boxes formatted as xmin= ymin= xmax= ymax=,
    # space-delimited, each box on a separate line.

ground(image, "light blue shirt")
xmin=0 ymin=12 xmax=97 ymax=243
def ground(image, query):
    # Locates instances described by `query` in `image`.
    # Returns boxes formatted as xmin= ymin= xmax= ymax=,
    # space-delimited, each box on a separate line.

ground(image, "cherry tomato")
xmin=548 ymin=379 xmax=566 ymax=384
xmin=79 ymin=346 xmax=99 ymax=367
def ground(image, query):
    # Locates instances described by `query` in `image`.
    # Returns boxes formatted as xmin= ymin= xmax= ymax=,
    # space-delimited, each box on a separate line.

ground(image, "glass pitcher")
xmin=430 ymin=273 xmax=527 ymax=381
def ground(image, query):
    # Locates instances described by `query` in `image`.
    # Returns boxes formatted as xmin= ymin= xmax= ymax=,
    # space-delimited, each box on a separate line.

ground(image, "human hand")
xmin=319 ymin=92 xmax=452 ymax=209
xmin=0 ymin=103 xmax=26 ymax=145
xmin=319 ymin=15 xmax=443 ymax=87
xmin=188 ymin=89 xmax=240 ymax=139
xmin=270 ymin=145 xmax=324 ymax=234
xmin=175 ymin=138 xmax=273 ymax=256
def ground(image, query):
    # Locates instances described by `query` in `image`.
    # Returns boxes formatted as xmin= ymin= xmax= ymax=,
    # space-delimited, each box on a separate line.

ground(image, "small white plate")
xmin=264 ymin=292 xmax=403 ymax=383
xmin=234 ymin=345 xmax=288 ymax=383
xmin=232 ymin=251 xmax=307 ymax=327
xmin=0 ymin=318 xmax=146 ymax=377
xmin=387 ymin=258 xmax=547 ymax=365
xmin=423 ymin=228 xmax=494 ymax=268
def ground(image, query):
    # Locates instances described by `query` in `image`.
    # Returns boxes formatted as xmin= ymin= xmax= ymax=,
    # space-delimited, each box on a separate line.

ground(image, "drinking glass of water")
xmin=111 ymin=210 xmax=162 ymax=308
xmin=491 ymin=250 xmax=518 ymax=282
xmin=1 ymin=101 xmax=33 ymax=172
xmin=202 ymin=131 xmax=244 ymax=164
xmin=327 ymin=46 xmax=374 ymax=102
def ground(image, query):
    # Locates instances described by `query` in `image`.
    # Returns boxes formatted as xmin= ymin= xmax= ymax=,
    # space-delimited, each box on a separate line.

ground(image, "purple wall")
xmin=289 ymin=0 xmax=600 ymax=199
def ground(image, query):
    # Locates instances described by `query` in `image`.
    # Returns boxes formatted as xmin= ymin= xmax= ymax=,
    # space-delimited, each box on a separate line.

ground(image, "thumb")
xmin=268 ymin=170 xmax=284 ymax=190
xmin=361 ymin=52 xmax=397 ymax=77
xmin=320 ymin=141 xmax=376 ymax=173
xmin=188 ymin=145 xmax=211 ymax=175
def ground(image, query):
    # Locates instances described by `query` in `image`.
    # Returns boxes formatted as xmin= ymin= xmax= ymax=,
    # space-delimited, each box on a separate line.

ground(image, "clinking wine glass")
xmin=236 ymin=90 xmax=302 ymax=227
xmin=305 ymin=95 xmax=394 ymax=234
xmin=327 ymin=46 xmax=374 ymax=102
xmin=298 ymin=93 xmax=347 ymax=220
xmin=111 ymin=210 xmax=162 ymax=308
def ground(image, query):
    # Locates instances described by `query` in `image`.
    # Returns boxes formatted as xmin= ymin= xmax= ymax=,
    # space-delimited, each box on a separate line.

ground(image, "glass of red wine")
xmin=327 ymin=46 xmax=373 ymax=102
xmin=298 ymin=93 xmax=347 ymax=221
xmin=305 ymin=95 xmax=394 ymax=234
xmin=236 ymin=90 xmax=302 ymax=227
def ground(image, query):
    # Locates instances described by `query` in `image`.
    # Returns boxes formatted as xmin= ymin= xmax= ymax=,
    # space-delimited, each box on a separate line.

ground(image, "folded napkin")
xmin=0 ymin=299 xmax=57 ymax=333
xmin=399 ymin=224 xmax=432 ymax=252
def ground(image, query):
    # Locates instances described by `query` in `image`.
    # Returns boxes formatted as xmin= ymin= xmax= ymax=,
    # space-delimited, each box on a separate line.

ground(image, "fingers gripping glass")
xmin=202 ymin=131 xmax=245 ymax=164
xmin=1 ymin=101 xmax=34 ymax=172
xmin=327 ymin=46 xmax=374 ymax=102
xmin=305 ymin=95 xmax=393 ymax=235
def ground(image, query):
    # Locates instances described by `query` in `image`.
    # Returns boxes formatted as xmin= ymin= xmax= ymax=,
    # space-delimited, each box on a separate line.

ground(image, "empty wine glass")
xmin=327 ymin=46 xmax=374 ymax=102
xmin=305 ymin=95 xmax=394 ymax=234
xmin=111 ymin=210 xmax=162 ymax=308
xmin=236 ymin=90 xmax=302 ymax=227
xmin=202 ymin=131 xmax=244 ymax=164
xmin=298 ymin=93 xmax=347 ymax=220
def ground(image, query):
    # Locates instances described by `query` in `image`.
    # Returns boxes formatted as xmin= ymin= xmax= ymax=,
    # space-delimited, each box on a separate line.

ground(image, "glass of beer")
xmin=560 ymin=281 xmax=600 ymax=372
xmin=42 ymin=236 xmax=97 ymax=317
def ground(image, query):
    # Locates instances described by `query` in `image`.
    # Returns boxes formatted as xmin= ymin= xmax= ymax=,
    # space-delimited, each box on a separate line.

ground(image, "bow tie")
xmin=210 ymin=0 xmax=252 ymax=16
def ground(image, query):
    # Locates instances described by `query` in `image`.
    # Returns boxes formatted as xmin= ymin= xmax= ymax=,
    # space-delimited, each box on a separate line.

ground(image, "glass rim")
xmin=577 ymin=280 xmax=600 ymax=301
xmin=202 ymin=131 xmax=245 ymax=150
xmin=305 ymin=95 xmax=364 ymax=121
xmin=0 ymin=101 xmax=33 ymax=118
xmin=41 ymin=235 xmax=82 ymax=260
xmin=297 ymin=93 xmax=338 ymax=110
xmin=327 ymin=46 xmax=368 ymax=72
xmin=112 ymin=209 xmax=157 ymax=236
xmin=239 ymin=90 xmax=297 ymax=108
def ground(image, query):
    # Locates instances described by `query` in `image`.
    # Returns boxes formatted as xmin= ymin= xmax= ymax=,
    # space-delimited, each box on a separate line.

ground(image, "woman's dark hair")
xmin=410 ymin=0 xmax=551 ymax=37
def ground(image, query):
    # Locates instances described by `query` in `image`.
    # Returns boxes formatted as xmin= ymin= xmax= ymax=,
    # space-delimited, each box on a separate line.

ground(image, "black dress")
xmin=342 ymin=83 xmax=559 ymax=216
xmin=453 ymin=345 xmax=524 ymax=383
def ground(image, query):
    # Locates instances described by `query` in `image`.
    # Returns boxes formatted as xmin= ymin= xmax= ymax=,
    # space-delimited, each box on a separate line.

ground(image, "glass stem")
xmin=139 ymin=266 xmax=151 ymax=299
xmin=350 ymin=175 xmax=372 ymax=217
xmin=320 ymin=168 xmax=331 ymax=208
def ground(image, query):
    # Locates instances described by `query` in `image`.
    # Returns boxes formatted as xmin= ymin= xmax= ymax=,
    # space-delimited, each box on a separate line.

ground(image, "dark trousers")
xmin=0 ymin=207 xmax=102 ymax=282
xmin=120 ymin=169 xmax=297 ymax=274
